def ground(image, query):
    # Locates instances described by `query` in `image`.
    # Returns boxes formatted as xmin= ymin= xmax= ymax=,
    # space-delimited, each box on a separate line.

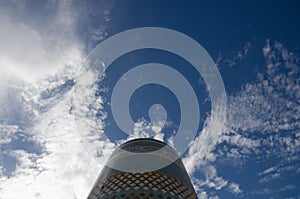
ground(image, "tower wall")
xmin=87 ymin=138 xmax=197 ymax=199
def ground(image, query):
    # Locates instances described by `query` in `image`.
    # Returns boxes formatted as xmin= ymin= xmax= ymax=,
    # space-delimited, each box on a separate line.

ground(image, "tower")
xmin=88 ymin=138 xmax=197 ymax=199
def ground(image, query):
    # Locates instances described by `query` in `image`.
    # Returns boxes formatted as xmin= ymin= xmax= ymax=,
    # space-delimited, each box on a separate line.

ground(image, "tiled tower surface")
xmin=87 ymin=138 xmax=197 ymax=199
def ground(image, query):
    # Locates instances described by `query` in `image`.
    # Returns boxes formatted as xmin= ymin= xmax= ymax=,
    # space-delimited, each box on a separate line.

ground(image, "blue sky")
xmin=0 ymin=0 xmax=299 ymax=198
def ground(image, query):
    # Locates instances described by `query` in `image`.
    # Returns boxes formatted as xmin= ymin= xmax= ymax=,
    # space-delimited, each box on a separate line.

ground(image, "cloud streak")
xmin=183 ymin=40 xmax=299 ymax=197
xmin=0 ymin=1 xmax=115 ymax=198
xmin=0 ymin=1 xmax=299 ymax=198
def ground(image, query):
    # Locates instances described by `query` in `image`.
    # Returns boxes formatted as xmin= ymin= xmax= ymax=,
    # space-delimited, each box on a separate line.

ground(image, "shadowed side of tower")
xmin=87 ymin=138 xmax=198 ymax=199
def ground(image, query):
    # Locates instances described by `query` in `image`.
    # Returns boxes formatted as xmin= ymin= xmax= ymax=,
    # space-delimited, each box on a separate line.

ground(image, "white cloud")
xmin=220 ymin=40 xmax=300 ymax=165
xmin=0 ymin=1 xmax=115 ymax=198
xmin=197 ymin=191 xmax=208 ymax=199
xmin=252 ymin=188 xmax=272 ymax=195
xmin=0 ymin=4 xmax=82 ymax=83
xmin=0 ymin=83 xmax=103 ymax=198
xmin=258 ymin=166 xmax=276 ymax=176
xmin=187 ymin=161 xmax=228 ymax=195
xmin=216 ymin=41 xmax=251 ymax=68
xmin=259 ymin=172 xmax=280 ymax=184
xmin=184 ymin=40 xmax=300 ymax=196
xmin=183 ymin=102 xmax=226 ymax=175
xmin=0 ymin=125 xmax=20 ymax=144
xmin=280 ymin=184 xmax=296 ymax=191
xmin=228 ymin=182 xmax=243 ymax=195
xmin=226 ymin=40 xmax=299 ymax=135
xmin=1 ymin=0 xmax=299 ymax=197
xmin=127 ymin=118 xmax=166 ymax=142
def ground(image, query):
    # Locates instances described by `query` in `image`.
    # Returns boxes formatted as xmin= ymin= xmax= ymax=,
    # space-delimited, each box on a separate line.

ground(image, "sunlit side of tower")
xmin=88 ymin=138 xmax=197 ymax=199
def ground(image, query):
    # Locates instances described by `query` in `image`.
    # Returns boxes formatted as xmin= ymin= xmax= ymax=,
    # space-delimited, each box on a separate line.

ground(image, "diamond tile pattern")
xmin=88 ymin=171 xmax=197 ymax=199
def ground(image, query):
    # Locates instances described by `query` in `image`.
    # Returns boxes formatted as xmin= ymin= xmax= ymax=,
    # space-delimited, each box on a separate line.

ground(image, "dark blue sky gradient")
xmin=105 ymin=0 xmax=300 ymax=94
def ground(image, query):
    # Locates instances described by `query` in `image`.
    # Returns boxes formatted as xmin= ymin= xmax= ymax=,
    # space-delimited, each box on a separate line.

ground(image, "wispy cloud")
xmin=222 ymin=40 xmax=300 ymax=172
xmin=0 ymin=91 xmax=102 ymax=198
xmin=0 ymin=2 xmax=82 ymax=83
xmin=0 ymin=1 xmax=115 ymax=198
xmin=184 ymin=40 xmax=300 ymax=197
xmin=280 ymin=184 xmax=296 ymax=192
xmin=228 ymin=182 xmax=243 ymax=195
xmin=216 ymin=42 xmax=251 ymax=68
xmin=1 ymin=1 xmax=299 ymax=198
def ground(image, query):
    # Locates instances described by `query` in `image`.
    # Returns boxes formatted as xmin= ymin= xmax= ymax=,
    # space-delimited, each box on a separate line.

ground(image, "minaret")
xmin=88 ymin=138 xmax=197 ymax=199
